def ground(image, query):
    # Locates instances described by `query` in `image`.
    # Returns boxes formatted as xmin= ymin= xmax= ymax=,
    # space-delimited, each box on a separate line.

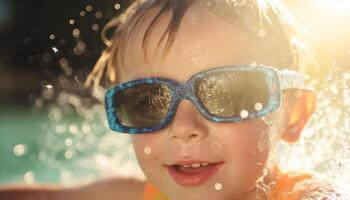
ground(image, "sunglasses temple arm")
xmin=278 ymin=69 xmax=306 ymax=90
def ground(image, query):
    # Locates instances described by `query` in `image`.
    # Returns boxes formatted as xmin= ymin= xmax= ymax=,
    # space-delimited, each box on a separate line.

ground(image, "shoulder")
xmin=0 ymin=177 xmax=145 ymax=200
xmin=71 ymin=177 xmax=145 ymax=200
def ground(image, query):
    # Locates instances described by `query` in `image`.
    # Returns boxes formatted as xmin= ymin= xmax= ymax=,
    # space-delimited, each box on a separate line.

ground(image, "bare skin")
xmin=0 ymin=177 xmax=144 ymax=200
xmin=0 ymin=1 xmax=316 ymax=200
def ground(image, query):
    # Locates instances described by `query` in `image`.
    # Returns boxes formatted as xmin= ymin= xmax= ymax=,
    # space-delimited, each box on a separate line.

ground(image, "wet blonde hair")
xmin=85 ymin=0 xmax=314 ymax=90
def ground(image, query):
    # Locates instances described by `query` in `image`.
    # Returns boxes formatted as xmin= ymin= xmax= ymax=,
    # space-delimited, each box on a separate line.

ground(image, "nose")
xmin=167 ymin=100 xmax=209 ymax=143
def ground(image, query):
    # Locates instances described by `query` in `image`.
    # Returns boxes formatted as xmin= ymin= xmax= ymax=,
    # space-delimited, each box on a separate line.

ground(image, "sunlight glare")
xmin=318 ymin=0 xmax=350 ymax=12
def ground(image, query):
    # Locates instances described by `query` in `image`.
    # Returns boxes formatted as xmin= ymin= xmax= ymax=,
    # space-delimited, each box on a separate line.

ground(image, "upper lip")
xmin=166 ymin=160 xmax=223 ymax=166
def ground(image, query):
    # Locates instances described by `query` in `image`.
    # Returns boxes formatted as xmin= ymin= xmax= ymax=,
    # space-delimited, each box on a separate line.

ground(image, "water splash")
xmin=274 ymin=66 xmax=350 ymax=191
xmin=23 ymin=3 xmax=145 ymax=186
xmin=38 ymin=92 xmax=144 ymax=185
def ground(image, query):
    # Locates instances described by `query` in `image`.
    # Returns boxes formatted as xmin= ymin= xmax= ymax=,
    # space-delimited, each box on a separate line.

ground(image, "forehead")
xmin=119 ymin=1 xmax=254 ymax=83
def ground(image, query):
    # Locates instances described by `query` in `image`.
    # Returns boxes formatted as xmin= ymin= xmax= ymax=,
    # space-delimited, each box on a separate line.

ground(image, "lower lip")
xmin=166 ymin=163 xmax=223 ymax=186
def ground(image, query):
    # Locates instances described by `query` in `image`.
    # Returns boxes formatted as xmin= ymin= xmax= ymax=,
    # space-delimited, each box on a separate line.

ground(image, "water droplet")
xmin=214 ymin=182 xmax=222 ymax=190
xmin=82 ymin=124 xmax=91 ymax=134
xmin=13 ymin=144 xmax=27 ymax=156
xmin=65 ymin=138 xmax=73 ymax=146
xmin=114 ymin=3 xmax=121 ymax=10
xmin=92 ymin=24 xmax=99 ymax=31
xmin=69 ymin=19 xmax=75 ymax=25
xmin=59 ymin=58 xmax=68 ymax=68
xmin=24 ymin=171 xmax=35 ymax=184
xmin=73 ymin=41 xmax=86 ymax=55
xmin=144 ymin=146 xmax=152 ymax=154
xmin=255 ymin=102 xmax=263 ymax=111
xmin=80 ymin=11 xmax=86 ymax=17
xmin=49 ymin=34 xmax=55 ymax=40
xmin=35 ymin=98 xmax=43 ymax=108
xmin=65 ymin=150 xmax=73 ymax=159
xmin=85 ymin=5 xmax=93 ymax=12
xmin=72 ymin=29 xmax=80 ymax=38
xmin=240 ymin=110 xmax=249 ymax=118
xmin=42 ymin=84 xmax=54 ymax=99
xmin=69 ymin=125 xmax=78 ymax=134
xmin=52 ymin=46 xmax=59 ymax=54
xmin=95 ymin=11 xmax=103 ymax=19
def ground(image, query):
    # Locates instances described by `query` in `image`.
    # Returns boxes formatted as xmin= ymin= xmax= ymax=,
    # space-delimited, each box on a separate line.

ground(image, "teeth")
xmin=190 ymin=163 xmax=201 ymax=168
xmin=178 ymin=162 xmax=211 ymax=168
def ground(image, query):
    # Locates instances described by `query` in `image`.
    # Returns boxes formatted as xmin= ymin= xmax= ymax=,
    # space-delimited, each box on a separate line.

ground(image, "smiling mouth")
xmin=165 ymin=162 xmax=223 ymax=186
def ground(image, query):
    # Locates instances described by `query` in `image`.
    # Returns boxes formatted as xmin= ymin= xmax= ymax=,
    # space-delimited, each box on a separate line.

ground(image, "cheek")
xmin=216 ymin=118 xmax=270 ymax=156
xmin=131 ymin=134 xmax=163 ymax=167
xmin=241 ymin=120 xmax=270 ymax=166
xmin=216 ymin=120 xmax=270 ymax=190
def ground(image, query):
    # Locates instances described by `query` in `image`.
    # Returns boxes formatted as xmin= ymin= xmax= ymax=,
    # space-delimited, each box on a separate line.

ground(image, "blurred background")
xmin=0 ymin=0 xmax=129 ymax=107
xmin=1 ymin=0 xmax=350 ymax=107
xmin=0 ymin=0 xmax=349 ymax=186
xmin=0 ymin=0 xmax=137 ymax=185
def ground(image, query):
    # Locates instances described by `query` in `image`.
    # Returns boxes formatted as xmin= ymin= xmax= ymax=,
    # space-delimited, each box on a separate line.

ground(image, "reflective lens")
xmin=115 ymin=83 xmax=172 ymax=128
xmin=195 ymin=71 xmax=269 ymax=118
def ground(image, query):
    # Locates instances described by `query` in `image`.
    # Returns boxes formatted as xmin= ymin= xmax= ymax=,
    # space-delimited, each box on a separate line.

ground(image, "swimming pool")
xmin=0 ymin=106 xmax=143 ymax=186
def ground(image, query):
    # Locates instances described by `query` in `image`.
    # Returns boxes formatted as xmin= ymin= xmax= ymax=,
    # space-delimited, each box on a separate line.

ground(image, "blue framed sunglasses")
xmin=105 ymin=65 xmax=306 ymax=134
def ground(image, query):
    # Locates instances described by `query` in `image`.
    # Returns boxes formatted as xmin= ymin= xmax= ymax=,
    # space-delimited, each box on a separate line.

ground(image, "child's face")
xmin=118 ymin=2 xmax=287 ymax=200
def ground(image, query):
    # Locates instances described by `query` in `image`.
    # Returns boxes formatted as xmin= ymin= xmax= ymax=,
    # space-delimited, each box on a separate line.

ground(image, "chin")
xmin=169 ymin=189 xmax=235 ymax=200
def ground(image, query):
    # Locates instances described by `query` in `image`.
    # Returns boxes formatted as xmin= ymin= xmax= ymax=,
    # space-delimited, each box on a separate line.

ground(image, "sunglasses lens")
xmin=195 ymin=71 xmax=270 ymax=118
xmin=115 ymin=83 xmax=172 ymax=128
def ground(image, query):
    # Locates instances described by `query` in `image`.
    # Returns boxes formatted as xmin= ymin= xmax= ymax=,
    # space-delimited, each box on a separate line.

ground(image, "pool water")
xmin=0 ymin=106 xmax=143 ymax=185
xmin=0 ymin=107 xmax=61 ymax=184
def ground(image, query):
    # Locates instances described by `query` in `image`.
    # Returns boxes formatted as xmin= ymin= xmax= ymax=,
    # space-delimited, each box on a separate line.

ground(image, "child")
xmin=0 ymin=0 xmax=347 ymax=199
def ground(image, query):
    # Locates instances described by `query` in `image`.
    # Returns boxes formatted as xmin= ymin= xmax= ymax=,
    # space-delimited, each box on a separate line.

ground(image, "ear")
xmin=281 ymin=89 xmax=317 ymax=143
